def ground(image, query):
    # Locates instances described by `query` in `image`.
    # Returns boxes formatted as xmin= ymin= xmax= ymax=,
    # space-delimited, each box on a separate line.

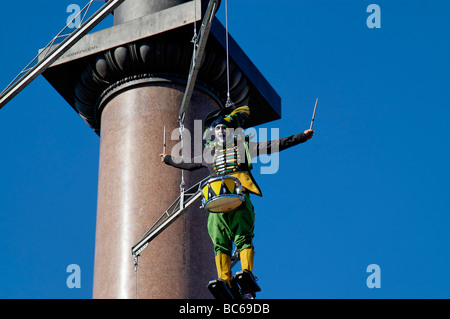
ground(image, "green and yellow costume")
xmin=163 ymin=106 xmax=309 ymax=287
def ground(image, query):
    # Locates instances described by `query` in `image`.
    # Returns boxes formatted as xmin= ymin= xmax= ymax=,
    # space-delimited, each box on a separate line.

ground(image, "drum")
xmin=201 ymin=176 xmax=245 ymax=213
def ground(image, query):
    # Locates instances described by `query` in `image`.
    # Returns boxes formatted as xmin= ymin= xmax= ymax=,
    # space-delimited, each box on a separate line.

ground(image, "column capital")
xmin=42 ymin=1 xmax=280 ymax=134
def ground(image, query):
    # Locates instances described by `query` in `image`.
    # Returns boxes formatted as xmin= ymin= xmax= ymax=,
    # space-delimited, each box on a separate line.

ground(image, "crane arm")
xmin=0 ymin=0 xmax=126 ymax=110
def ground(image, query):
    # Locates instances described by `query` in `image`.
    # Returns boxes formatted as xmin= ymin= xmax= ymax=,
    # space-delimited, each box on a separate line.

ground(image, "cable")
xmin=192 ymin=0 xmax=198 ymax=44
xmin=225 ymin=0 xmax=234 ymax=108
xmin=179 ymin=123 xmax=186 ymax=191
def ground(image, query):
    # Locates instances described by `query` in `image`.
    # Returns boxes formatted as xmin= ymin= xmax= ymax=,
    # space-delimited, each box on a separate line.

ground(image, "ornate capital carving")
xmin=74 ymin=38 xmax=250 ymax=132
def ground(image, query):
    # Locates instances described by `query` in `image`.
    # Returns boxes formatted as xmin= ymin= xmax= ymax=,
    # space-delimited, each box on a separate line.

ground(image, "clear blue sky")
xmin=0 ymin=0 xmax=449 ymax=299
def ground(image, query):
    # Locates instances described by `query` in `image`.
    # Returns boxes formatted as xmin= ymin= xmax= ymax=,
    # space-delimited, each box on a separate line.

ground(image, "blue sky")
xmin=0 ymin=0 xmax=449 ymax=299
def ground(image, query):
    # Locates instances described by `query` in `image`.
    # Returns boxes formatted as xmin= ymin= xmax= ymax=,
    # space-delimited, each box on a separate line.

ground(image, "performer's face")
xmin=214 ymin=124 xmax=229 ymax=144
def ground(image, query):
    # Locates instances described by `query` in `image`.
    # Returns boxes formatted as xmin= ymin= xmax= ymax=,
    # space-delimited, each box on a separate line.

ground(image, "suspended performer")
xmin=159 ymin=106 xmax=314 ymax=298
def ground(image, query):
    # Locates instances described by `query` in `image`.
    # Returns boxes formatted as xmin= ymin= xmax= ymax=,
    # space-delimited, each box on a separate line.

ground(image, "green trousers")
xmin=207 ymin=193 xmax=255 ymax=256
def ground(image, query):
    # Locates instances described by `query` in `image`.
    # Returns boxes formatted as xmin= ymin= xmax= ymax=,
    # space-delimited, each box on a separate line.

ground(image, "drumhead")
xmin=205 ymin=195 xmax=244 ymax=213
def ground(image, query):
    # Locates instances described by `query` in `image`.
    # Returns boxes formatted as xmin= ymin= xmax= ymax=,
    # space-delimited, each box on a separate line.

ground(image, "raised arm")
xmin=248 ymin=129 xmax=314 ymax=157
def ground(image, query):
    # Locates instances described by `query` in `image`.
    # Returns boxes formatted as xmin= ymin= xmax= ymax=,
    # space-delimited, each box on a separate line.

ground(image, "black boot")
xmin=207 ymin=279 xmax=234 ymax=299
xmin=235 ymin=269 xmax=261 ymax=298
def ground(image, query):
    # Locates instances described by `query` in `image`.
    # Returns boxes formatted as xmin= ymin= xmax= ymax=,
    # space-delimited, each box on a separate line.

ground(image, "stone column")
xmin=93 ymin=82 xmax=216 ymax=298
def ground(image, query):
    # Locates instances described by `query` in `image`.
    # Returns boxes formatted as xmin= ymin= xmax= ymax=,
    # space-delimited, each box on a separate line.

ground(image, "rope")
xmin=225 ymin=0 xmax=234 ymax=108
xmin=133 ymin=253 xmax=139 ymax=299
xmin=192 ymin=0 xmax=198 ymax=45
xmin=179 ymin=124 xmax=186 ymax=191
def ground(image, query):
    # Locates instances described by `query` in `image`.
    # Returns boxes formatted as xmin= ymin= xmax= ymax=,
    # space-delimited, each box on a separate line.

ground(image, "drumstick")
xmin=163 ymin=126 xmax=166 ymax=154
xmin=310 ymin=98 xmax=318 ymax=130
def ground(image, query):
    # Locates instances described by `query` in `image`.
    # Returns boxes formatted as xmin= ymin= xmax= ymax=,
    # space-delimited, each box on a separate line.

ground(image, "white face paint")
xmin=214 ymin=124 xmax=229 ymax=144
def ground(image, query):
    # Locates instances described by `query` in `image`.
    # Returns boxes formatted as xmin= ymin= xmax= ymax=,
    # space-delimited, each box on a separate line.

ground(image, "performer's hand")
xmin=159 ymin=153 xmax=167 ymax=163
xmin=303 ymin=129 xmax=314 ymax=140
